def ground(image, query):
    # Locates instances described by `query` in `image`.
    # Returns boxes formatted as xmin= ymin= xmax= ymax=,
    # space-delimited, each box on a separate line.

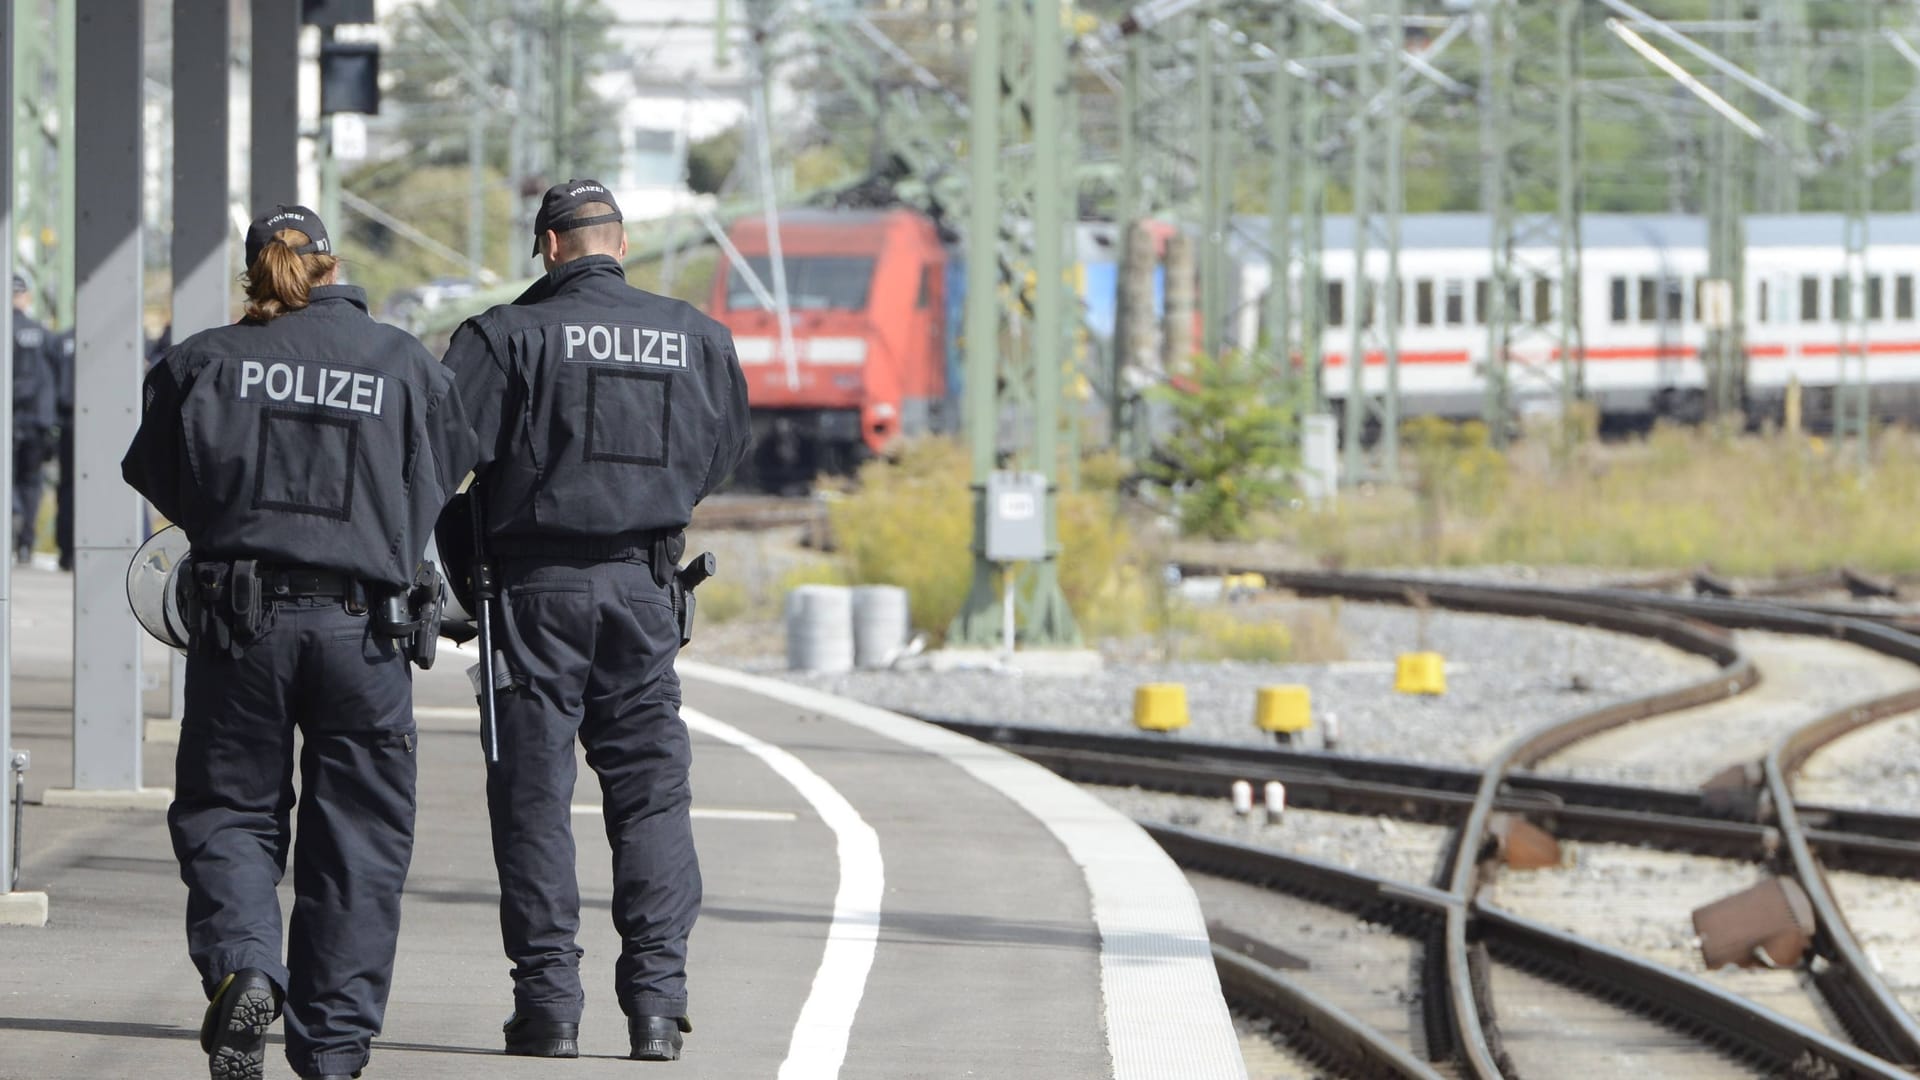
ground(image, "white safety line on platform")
xmin=681 ymin=707 xmax=883 ymax=1080
xmin=678 ymin=660 xmax=1249 ymax=1080
xmin=567 ymin=804 xmax=799 ymax=822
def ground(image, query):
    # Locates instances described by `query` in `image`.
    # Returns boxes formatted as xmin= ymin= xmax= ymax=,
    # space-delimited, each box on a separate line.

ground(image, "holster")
xmin=671 ymin=550 xmax=716 ymax=648
xmin=191 ymin=559 xmax=269 ymax=659
xmin=371 ymin=562 xmax=445 ymax=670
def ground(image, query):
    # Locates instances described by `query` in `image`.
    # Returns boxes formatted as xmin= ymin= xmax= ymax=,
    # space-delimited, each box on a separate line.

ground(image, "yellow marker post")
xmin=1394 ymin=652 xmax=1447 ymax=696
xmin=1133 ymin=684 xmax=1190 ymax=732
xmin=1254 ymin=685 xmax=1312 ymax=744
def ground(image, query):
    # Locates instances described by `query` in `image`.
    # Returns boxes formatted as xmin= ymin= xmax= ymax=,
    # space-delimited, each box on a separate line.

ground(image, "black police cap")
xmin=532 ymin=179 xmax=623 ymax=256
xmin=244 ymin=204 xmax=332 ymax=267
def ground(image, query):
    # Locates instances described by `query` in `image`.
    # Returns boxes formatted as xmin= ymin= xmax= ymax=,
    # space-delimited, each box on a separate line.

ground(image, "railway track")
xmin=933 ymin=570 xmax=1920 ymax=1078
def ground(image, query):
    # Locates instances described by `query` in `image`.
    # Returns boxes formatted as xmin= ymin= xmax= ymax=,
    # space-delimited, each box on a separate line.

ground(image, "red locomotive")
xmin=710 ymin=209 xmax=955 ymax=490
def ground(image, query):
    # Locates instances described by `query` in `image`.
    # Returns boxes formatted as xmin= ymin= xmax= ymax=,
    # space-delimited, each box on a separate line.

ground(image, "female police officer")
xmin=122 ymin=205 xmax=480 ymax=1080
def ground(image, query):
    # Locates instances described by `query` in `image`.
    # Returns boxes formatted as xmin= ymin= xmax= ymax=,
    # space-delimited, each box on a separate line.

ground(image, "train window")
xmin=1533 ymin=278 xmax=1552 ymax=324
xmin=1801 ymin=276 xmax=1820 ymax=323
xmin=1474 ymin=279 xmax=1490 ymax=324
xmin=1609 ymin=277 xmax=1628 ymax=323
xmin=726 ymin=256 xmax=877 ymax=311
xmin=1638 ymin=277 xmax=1659 ymax=324
xmin=1326 ymin=280 xmax=1345 ymax=327
xmin=1899 ymin=275 xmax=1915 ymax=320
xmin=1869 ymin=275 xmax=1885 ymax=320
xmin=1832 ymin=275 xmax=1851 ymax=322
xmin=1661 ymin=278 xmax=1683 ymax=322
xmin=1444 ymin=281 xmax=1465 ymax=325
xmin=1415 ymin=280 xmax=1435 ymax=327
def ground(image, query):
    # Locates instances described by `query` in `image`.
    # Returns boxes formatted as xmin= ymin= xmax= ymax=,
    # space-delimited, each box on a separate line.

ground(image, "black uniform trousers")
xmin=12 ymin=424 xmax=46 ymax=555
xmin=169 ymin=598 xmax=417 ymax=1078
xmin=486 ymin=555 xmax=699 ymax=1024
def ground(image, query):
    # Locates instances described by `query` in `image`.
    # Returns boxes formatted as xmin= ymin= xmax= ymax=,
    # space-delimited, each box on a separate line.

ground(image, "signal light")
xmin=320 ymin=42 xmax=381 ymax=116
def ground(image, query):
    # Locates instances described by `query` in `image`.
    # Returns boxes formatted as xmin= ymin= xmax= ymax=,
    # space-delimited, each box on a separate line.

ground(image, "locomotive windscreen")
xmin=727 ymin=256 xmax=877 ymax=312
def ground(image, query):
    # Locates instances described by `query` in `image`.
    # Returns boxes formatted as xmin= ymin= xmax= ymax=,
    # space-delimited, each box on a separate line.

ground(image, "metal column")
xmin=1264 ymin=11 xmax=1293 ymax=382
xmin=948 ymin=0 xmax=1005 ymax=646
xmin=1343 ymin=0 xmax=1375 ymax=483
xmin=1556 ymin=0 xmax=1585 ymax=404
xmin=173 ymin=2 xmax=231 ymax=337
xmin=1298 ymin=14 xmax=1326 ymax=411
xmin=53 ymin=0 xmax=72 ymax=326
xmin=68 ymin=1 xmax=145 ymax=796
xmin=250 ymin=0 xmax=299 ymax=208
xmin=1018 ymin=0 xmax=1078 ymax=645
xmin=0 ymin=0 xmax=16 ymax=894
xmin=1382 ymin=0 xmax=1404 ymax=481
xmin=1196 ymin=16 xmax=1221 ymax=358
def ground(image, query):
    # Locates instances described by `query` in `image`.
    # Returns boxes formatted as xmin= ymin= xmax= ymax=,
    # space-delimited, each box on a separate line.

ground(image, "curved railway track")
xmin=931 ymin=571 xmax=1920 ymax=1078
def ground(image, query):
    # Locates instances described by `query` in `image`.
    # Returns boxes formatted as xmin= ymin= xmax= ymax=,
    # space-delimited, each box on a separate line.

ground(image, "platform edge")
xmin=677 ymin=660 xmax=1250 ymax=1080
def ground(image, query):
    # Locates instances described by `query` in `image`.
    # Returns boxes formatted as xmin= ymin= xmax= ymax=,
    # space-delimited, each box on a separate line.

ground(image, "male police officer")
xmin=12 ymin=273 xmax=55 ymax=563
xmin=441 ymin=180 xmax=749 ymax=1062
xmin=51 ymin=326 xmax=73 ymax=569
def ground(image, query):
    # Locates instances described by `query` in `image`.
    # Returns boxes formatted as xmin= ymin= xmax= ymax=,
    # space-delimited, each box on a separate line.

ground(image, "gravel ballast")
xmin=738 ymin=602 xmax=1719 ymax=767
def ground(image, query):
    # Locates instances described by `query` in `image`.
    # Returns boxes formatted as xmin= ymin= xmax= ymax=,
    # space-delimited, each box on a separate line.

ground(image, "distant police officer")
xmin=12 ymin=274 xmax=55 ymax=563
xmin=122 ymin=206 xmax=481 ymax=1080
xmin=51 ymin=326 xmax=73 ymax=570
xmin=441 ymin=180 xmax=749 ymax=1062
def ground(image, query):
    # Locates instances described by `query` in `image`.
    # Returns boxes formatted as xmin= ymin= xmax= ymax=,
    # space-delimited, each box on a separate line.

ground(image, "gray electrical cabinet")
xmin=984 ymin=471 xmax=1049 ymax=562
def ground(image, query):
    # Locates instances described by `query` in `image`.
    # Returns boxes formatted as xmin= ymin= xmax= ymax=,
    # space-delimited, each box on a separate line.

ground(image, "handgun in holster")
xmin=672 ymin=552 xmax=716 ymax=647
xmin=371 ymin=562 xmax=446 ymax=670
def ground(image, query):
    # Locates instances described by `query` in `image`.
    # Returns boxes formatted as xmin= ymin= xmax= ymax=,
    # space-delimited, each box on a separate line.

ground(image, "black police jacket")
xmin=442 ymin=255 xmax=751 ymax=540
xmin=12 ymin=309 xmax=55 ymax=430
xmin=121 ymin=285 xmax=482 ymax=590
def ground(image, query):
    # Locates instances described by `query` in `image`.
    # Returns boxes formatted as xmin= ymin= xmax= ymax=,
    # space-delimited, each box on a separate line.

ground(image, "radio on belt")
xmin=984 ymin=471 xmax=1048 ymax=563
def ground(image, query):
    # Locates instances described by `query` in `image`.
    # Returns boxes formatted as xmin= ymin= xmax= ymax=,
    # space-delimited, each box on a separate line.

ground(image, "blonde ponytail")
xmin=243 ymin=229 xmax=339 ymax=322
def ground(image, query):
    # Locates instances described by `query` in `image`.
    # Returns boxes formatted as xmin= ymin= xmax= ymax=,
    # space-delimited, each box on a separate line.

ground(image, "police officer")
xmin=51 ymin=325 xmax=73 ymax=570
xmin=11 ymin=273 xmax=55 ymax=564
xmin=122 ymin=205 xmax=481 ymax=1080
xmin=441 ymin=180 xmax=749 ymax=1062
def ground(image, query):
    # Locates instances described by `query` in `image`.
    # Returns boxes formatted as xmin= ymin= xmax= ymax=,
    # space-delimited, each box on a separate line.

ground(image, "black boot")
xmin=629 ymin=1015 xmax=691 ymax=1062
xmin=199 ymin=968 xmax=281 ymax=1080
xmin=503 ymin=1013 xmax=579 ymax=1058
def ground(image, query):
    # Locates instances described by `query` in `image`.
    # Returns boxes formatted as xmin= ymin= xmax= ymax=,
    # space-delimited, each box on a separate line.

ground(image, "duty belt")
xmin=254 ymin=565 xmax=358 ymax=600
xmin=488 ymin=529 xmax=678 ymax=563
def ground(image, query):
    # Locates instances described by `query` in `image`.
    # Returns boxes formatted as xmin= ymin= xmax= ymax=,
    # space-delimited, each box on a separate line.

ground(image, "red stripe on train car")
xmin=1323 ymin=350 xmax=1471 ymax=367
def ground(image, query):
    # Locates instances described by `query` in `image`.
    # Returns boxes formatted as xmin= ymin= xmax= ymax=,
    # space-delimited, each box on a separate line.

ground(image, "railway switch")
xmin=1133 ymin=684 xmax=1190 ymax=733
xmin=1488 ymin=814 xmax=1560 ymax=870
xmin=1254 ymin=685 xmax=1312 ymax=743
xmin=1691 ymin=877 xmax=1816 ymax=970
xmin=1394 ymin=652 xmax=1447 ymax=696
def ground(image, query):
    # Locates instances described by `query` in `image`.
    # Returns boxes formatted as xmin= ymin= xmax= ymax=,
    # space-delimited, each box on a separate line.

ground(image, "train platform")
xmin=0 ymin=565 xmax=1246 ymax=1079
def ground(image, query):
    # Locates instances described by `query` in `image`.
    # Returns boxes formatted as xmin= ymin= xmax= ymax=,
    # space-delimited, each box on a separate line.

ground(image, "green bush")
xmin=821 ymin=439 xmax=1156 ymax=642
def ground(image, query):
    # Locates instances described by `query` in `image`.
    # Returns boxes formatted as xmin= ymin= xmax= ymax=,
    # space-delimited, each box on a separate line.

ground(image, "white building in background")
xmin=596 ymin=0 xmax=754 ymax=222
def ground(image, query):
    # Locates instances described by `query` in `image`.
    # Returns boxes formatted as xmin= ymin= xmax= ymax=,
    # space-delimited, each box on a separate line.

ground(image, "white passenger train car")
xmin=1228 ymin=213 xmax=1920 ymax=427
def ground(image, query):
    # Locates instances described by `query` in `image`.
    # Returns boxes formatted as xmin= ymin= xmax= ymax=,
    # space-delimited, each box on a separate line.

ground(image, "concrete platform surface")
xmin=0 ymin=565 xmax=1245 ymax=1079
